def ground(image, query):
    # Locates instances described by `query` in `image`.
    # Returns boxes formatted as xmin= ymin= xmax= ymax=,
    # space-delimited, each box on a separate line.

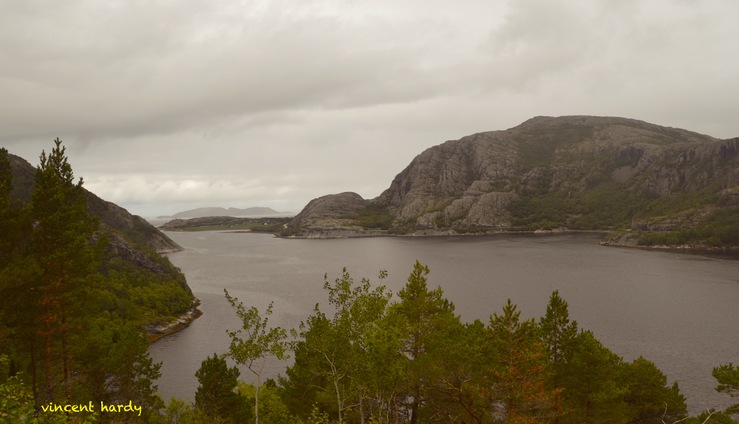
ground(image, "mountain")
xmin=7 ymin=152 xmax=185 ymax=276
xmin=160 ymin=206 xmax=285 ymax=219
xmin=286 ymin=116 xmax=739 ymax=247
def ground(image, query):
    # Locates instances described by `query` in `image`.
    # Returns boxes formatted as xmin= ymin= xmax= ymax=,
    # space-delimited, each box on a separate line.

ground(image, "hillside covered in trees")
xmin=0 ymin=140 xmax=196 ymax=422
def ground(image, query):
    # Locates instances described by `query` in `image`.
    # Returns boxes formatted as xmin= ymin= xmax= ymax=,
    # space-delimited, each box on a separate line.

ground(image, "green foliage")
xmin=0 ymin=370 xmax=43 ymax=423
xmin=357 ymin=204 xmax=394 ymax=229
xmin=638 ymin=186 xmax=719 ymax=218
xmin=539 ymin=291 xmax=578 ymax=374
xmin=558 ymin=330 xmax=630 ymax=423
xmin=194 ymin=354 xmax=250 ymax=423
xmin=347 ymin=203 xmax=394 ymax=230
xmin=508 ymin=175 xmax=739 ymax=247
xmin=485 ymin=300 xmax=562 ymax=421
xmin=275 ymin=265 xmax=709 ymax=423
xmin=238 ymin=381 xmax=301 ymax=424
xmin=283 ymin=268 xmax=393 ymax=423
xmin=622 ymin=357 xmax=686 ymax=423
xmin=159 ymin=397 xmax=198 ymax=424
xmin=714 ymin=363 xmax=739 ymax=415
xmin=0 ymin=139 xmax=169 ymax=421
xmin=94 ymin=259 xmax=194 ymax=324
xmin=72 ymin=319 xmax=164 ymax=420
xmin=385 ymin=261 xmax=462 ymax=423
xmin=510 ymin=181 xmax=650 ymax=230
xmin=224 ymin=290 xmax=289 ymax=424
xmin=637 ymin=206 xmax=739 ymax=247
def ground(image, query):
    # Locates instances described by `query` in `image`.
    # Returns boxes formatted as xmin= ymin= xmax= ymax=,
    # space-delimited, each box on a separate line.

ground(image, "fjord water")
xmin=149 ymin=231 xmax=739 ymax=413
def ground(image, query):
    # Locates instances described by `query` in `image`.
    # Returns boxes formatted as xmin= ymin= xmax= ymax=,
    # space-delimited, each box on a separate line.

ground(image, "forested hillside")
xmin=0 ymin=141 xmax=195 ymax=422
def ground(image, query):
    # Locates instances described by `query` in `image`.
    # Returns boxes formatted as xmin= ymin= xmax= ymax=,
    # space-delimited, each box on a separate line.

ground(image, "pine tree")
xmin=558 ymin=330 xmax=629 ymax=424
xmin=539 ymin=291 xmax=578 ymax=372
xmin=487 ymin=299 xmax=561 ymax=423
xmin=29 ymin=138 xmax=99 ymax=401
xmin=385 ymin=261 xmax=461 ymax=424
xmin=195 ymin=353 xmax=250 ymax=423
xmin=0 ymin=147 xmax=14 ymax=266
xmin=713 ymin=363 xmax=739 ymax=415
xmin=622 ymin=357 xmax=686 ymax=423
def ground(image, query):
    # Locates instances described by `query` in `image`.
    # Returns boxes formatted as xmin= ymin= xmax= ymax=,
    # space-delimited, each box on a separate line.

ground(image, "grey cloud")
xmin=0 ymin=0 xmax=462 ymax=143
xmin=2 ymin=0 xmax=738 ymax=217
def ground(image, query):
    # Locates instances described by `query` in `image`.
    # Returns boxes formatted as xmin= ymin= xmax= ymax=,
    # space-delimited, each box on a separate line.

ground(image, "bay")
xmin=148 ymin=231 xmax=739 ymax=414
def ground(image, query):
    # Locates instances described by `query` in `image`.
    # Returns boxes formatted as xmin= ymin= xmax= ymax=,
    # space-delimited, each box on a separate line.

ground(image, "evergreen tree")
xmin=539 ymin=291 xmax=578 ymax=377
xmin=107 ymin=324 xmax=164 ymax=418
xmin=384 ymin=261 xmax=461 ymax=424
xmin=195 ymin=353 xmax=250 ymax=423
xmin=0 ymin=148 xmax=34 ymax=365
xmin=0 ymin=147 xmax=16 ymax=267
xmin=622 ymin=357 xmax=686 ymax=423
xmin=713 ymin=363 xmax=739 ymax=415
xmin=558 ymin=330 xmax=629 ymax=424
xmin=29 ymin=138 xmax=100 ymax=401
xmin=486 ymin=299 xmax=562 ymax=423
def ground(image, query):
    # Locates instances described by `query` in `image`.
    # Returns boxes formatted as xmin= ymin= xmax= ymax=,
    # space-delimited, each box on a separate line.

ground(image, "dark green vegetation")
xmin=350 ymin=204 xmax=395 ymax=230
xmin=160 ymin=216 xmax=292 ymax=233
xmin=0 ymin=141 xmax=195 ymax=423
xmin=164 ymin=262 xmax=738 ymax=424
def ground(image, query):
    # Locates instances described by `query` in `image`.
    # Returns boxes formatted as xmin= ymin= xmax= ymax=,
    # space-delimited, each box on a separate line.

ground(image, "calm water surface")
xmin=149 ymin=231 xmax=739 ymax=413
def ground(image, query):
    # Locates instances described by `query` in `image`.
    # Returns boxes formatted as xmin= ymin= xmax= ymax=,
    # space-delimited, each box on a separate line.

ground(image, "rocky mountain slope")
xmin=8 ymin=153 xmax=185 ymax=275
xmin=286 ymin=116 xmax=739 ymax=247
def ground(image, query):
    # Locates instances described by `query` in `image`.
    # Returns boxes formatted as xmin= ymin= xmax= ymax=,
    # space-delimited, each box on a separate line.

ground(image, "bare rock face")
xmin=287 ymin=192 xmax=372 ymax=237
xmin=288 ymin=116 xmax=739 ymax=238
xmin=376 ymin=131 xmax=518 ymax=228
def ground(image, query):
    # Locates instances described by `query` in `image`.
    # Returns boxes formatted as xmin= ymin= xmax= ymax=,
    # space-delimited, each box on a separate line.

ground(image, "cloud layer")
xmin=2 ymin=0 xmax=737 ymax=216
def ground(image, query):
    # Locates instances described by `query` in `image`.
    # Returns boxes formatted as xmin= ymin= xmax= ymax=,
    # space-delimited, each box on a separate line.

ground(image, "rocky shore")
xmin=146 ymin=300 xmax=203 ymax=342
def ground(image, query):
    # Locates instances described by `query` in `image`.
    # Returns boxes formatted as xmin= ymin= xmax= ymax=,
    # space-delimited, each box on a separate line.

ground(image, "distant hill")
xmin=160 ymin=206 xmax=287 ymax=219
xmin=286 ymin=116 xmax=739 ymax=248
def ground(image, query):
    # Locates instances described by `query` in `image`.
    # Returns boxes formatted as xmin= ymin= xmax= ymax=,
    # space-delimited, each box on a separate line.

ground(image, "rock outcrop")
xmin=286 ymin=192 xmax=375 ymax=238
xmin=287 ymin=116 xmax=739 ymax=245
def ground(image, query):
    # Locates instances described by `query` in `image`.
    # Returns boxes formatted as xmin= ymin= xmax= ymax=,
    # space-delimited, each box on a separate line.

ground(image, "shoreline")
xmin=278 ymin=228 xmax=739 ymax=258
xmin=278 ymin=228 xmax=609 ymax=240
xmin=146 ymin=300 xmax=203 ymax=343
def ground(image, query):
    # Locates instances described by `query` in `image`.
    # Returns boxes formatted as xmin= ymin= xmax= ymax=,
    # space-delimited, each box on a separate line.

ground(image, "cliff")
xmin=286 ymin=116 xmax=739 ymax=247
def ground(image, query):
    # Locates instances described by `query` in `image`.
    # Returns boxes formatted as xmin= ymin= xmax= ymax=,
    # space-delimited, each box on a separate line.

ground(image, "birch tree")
xmin=224 ymin=290 xmax=288 ymax=424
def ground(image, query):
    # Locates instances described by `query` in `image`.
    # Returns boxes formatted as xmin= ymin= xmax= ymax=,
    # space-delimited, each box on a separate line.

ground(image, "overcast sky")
xmin=2 ymin=0 xmax=738 ymax=217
